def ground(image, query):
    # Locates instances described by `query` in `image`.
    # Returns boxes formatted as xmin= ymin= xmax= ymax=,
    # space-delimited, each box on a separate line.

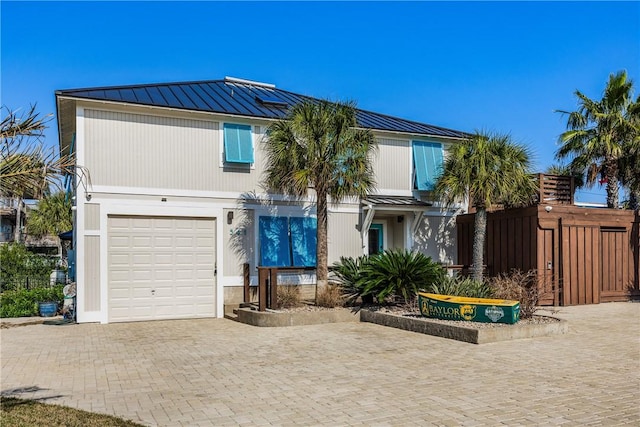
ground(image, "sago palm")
xmin=264 ymin=100 xmax=377 ymax=287
xmin=556 ymin=70 xmax=636 ymax=208
xmin=435 ymin=131 xmax=537 ymax=282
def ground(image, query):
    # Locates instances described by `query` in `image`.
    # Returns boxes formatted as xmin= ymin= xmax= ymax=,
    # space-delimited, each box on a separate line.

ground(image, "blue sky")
xmin=2 ymin=1 xmax=638 ymax=203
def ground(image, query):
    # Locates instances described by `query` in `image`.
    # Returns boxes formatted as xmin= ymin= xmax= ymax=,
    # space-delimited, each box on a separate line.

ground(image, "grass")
xmin=0 ymin=397 xmax=145 ymax=427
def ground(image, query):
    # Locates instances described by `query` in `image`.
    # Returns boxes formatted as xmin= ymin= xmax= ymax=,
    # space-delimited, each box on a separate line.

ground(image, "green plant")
xmin=361 ymin=249 xmax=445 ymax=303
xmin=0 ymin=243 xmax=59 ymax=291
xmin=329 ymin=255 xmax=368 ymax=304
xmin=316 ymin=283 xmax=345 ymax=308
xmin=263 ymin=100 xmax=377 ymax=287
xmin=276 ymin=285 xmax=302 ymax=309
xmin=430 ymin=275 xmax=493 ymax=298
xmin=26 ymin=191 xmax=72 ymax=237
xmin=556 ymin=70 xmax=637 ymax=209
xmin=435 ymin=131 xmax=537 ymax=281
xmin=489 ymin=269 xmax=541 ymax=319
xmin=0 ymin=285 xmax=64 ymax=318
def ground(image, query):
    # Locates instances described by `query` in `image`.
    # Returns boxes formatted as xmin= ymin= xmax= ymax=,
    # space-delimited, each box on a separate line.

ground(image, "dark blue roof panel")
xmin=56 ymin=78 xmax=467 ymax=138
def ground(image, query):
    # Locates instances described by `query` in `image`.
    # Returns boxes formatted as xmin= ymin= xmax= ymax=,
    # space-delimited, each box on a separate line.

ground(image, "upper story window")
xmin=223 ymin=123 xmax=254 ymax=164
xmin=412 ymin=140 xmax=443 ymax=191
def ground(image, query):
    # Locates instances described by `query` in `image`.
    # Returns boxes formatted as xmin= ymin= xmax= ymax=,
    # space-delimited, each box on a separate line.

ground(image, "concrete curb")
xmin=360 ymin=310 xmax=568 ymax=344
xmin=236 ymin=307 xmax=361 ymax=327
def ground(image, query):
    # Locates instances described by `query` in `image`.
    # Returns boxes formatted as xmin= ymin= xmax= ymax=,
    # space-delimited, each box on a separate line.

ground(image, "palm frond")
xmin=555 ymin=70 xmax=636 ymax=208
xmin=1 ymin=106 xmax=72 ymax=198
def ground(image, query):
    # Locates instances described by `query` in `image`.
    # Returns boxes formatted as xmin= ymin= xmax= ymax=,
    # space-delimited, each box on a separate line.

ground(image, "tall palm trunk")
xmin=630 ymin=190 xmax=639 ymax=212
xmin=604 ymin=160 xmax=620 ymax=209
xmin=472 ymin=207 xmax=487 ymax=282
xmin=316 ymin=187 xmax=329 ymax=288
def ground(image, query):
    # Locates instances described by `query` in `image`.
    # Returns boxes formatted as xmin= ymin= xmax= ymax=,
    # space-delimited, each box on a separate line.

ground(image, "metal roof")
xmin=363 ymin=196 xmax=432 ymax=207
xmin=56 ymin=78 xmax=468 ymax=138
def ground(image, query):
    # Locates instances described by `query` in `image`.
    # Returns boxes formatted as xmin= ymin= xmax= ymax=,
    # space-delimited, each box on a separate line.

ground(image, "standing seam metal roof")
xmin=56 ymin=79 xmax=468 ymax=138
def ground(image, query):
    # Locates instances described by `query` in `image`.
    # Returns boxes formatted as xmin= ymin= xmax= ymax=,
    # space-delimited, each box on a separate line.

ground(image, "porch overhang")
xmin=361 ymin=196 xmax=433 ymax=238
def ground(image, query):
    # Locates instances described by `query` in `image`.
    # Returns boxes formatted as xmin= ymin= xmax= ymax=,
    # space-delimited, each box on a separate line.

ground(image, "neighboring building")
xmin=56 ymin=77 xmax=469 ymax=324
xmin=0 ymin=198 xmax=25 ymax=243
xmin=1 ymin=198 xmax=60 ymax=256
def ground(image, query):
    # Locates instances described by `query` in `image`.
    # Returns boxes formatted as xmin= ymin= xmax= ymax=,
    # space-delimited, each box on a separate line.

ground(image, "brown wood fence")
xmin=457 ymin=206 xmax=640 ymax=305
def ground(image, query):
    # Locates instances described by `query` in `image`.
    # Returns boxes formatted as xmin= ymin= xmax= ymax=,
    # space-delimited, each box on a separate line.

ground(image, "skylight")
xmin=255 ymin=95 xmax=288 ymax=108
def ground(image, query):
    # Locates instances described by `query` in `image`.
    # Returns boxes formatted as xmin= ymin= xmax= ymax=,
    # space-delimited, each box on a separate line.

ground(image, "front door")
xmin=369 ymin=223 xmax=384 ymax=255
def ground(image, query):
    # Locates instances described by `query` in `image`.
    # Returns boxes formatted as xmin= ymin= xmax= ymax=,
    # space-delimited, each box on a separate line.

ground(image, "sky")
xmin=2 ymin=1 xmax=639 ymax=203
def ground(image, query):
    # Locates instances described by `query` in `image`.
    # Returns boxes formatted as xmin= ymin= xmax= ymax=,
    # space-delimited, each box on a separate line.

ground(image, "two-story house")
xmin=56 ymin=77 xmax=468 ymax=324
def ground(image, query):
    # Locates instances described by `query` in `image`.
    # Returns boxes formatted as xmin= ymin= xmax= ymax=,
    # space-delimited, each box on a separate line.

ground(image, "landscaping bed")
xmin=235 ymin=306 xmax=360 ymax=327
xmin=360 ymin=309 xmax=567 ymax=344
xmin=233 ymin=304 xmax=567 ymax=344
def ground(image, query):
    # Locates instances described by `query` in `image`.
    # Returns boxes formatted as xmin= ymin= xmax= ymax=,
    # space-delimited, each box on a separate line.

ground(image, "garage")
xmin=108 ymin=215 xmax=216 ymax=322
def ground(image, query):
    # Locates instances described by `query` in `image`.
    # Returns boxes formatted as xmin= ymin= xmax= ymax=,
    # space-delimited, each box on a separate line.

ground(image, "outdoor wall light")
xmin=545 ymin=205 xmax=553 ymax=212
xmin=227 ymin=211 xmax=234 ymax=224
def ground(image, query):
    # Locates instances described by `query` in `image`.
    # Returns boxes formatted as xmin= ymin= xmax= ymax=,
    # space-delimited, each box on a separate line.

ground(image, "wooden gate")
xmin=600 ymin=227 xmax=633 ymax=302
xmin=560 ymin=224 xmax=600 ymax=305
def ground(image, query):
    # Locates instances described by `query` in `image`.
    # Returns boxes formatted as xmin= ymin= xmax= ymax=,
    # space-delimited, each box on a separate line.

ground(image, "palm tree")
xmin=26 ymin=191 xmax=73 ymax=256
xmin=556 ymin=70 xmax=636 ymax=209
xmin=435 ymin=131 xmax=537 ymax=282
xmin=619 ymin=96 xmax=640 ymax=210
xmin=27 ymin=191 xmax=73 ymax=237
xmin=263 ymin=100 xmax=377 ymax=288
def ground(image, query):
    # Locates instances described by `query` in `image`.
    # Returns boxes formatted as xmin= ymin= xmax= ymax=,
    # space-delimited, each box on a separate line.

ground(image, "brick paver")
xmin=1 ymin=303 xmax=639 ymax=426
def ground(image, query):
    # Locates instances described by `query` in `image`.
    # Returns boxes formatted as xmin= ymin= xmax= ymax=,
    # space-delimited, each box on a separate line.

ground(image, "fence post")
xmin=243 ymin=263 xmax=250 ymax=303
xmin=269 ymin=268 xmax=278 ymax=310
xmin=258 ymin=268 xmax=267 ymax=312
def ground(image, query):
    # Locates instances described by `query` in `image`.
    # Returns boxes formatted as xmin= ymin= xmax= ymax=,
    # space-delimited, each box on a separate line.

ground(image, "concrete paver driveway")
xmin=2 ymin=303 xmax=639 ymax=426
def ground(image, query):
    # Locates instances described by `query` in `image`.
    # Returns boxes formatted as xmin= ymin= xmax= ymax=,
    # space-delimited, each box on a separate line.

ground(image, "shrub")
xmin=316 ymin=284 xmax=345 ymax=308
xmin=430 ymin=275 xmax=493 ymax=298
xmin=361 ymin=249 xmax=446 ymax=303
xmin=0 ymin=285 xmax=64 ymax=318
xmin=276 ymin=285 xmax=302 ymax=309
xmin=0 ymin=243 xmax=59 ymax=291
xmin=489 ymin=269 xmax=540 ymax=319
xmin=329 ymin=256 xmax=368 ymax=304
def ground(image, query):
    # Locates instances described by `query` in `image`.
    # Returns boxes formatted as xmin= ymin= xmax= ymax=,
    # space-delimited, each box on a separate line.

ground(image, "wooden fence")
xmin=457 ymin=205 xmax=640 ymax=305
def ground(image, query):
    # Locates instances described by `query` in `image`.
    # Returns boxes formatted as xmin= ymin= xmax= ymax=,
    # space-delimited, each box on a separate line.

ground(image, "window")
xmin=259 ymin=216 xmax=317 ymax=267
xmin=412 ymin=140 xmax=443 ymax=191
xmin=223 ymin=123 xmax=254 ymax=164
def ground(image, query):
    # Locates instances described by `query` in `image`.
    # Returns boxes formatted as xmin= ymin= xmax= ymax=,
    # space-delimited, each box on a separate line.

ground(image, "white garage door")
xmin=108 ymin=215 xmax=216 ymax=323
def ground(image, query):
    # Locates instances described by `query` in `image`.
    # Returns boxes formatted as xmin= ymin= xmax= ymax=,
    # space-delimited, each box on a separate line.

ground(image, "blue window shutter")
xmin=290 ymin=217 xmax=317 ymax=267
xmin=412 ymin=141 xmax=443 ymax=190
xmin=259 ymin=216 xmax=291 ymax=266
xmin=224 ymin=123 xmax=254 ymax=164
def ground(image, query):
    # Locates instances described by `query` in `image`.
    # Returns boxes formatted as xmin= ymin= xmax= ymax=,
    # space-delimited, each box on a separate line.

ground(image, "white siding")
xmin=85 ymin=204 xmax=100 ymax=230
xmin=223 ymin=208 xmax=254 ymax=277
xmin=84 ymin=109 xmax=263 ymax=192
xmin=85 ymin=235 xmax=101 ymax=311
xmin=328 ymin=212 xmax=362 ymax=262
xmin=373 ymin=138 xmax=411 ymax=192
xmin=413 ymin=215 xmax=457 ymax=264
